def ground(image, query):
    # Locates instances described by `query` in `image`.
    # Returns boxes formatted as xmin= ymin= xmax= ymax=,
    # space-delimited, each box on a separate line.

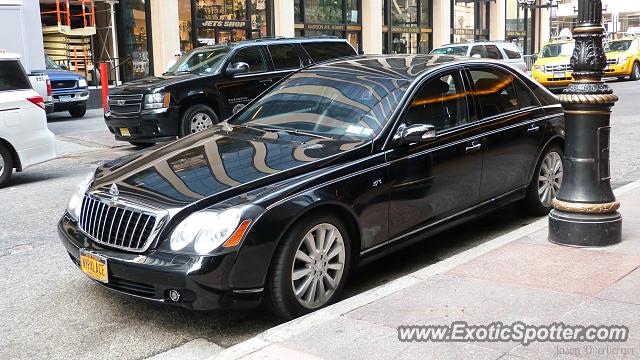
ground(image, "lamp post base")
xmin=548 ymin=209 xmax=622 ymax=247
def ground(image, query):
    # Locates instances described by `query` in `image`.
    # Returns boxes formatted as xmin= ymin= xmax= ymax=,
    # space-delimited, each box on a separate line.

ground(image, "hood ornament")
xmin=109 ymin=183 xmax=119 ymax=197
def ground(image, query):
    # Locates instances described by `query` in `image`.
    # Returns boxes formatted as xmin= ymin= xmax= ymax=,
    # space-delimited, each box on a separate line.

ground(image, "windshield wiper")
xmin=257 ymin=126 xmax=333 ymax=140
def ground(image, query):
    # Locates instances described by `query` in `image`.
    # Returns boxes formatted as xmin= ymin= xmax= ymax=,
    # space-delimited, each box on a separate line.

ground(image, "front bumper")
xmin=531 ymin=70 xmax=573 ymax=89
xmin=58 ymin=214 xmax=263 ymax=310
xmin=52 ymin=90 xmax=90 ymax=111
xmin=104 ymin=107 xmax=180 ymax=143
xmin=604 ymin=63 xmax=632 ymax=77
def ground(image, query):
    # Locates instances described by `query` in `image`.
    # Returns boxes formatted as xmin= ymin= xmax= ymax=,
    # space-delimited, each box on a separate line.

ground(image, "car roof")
xmin=231 ymin=36 xmax=349 ymax=47
xmin=436 ymin=41 xmax=514 ymax=47
xmin=309 ymin=54 xmax=473 ymax=81
xmin=611 ymin=37 xmax=638 ymax=41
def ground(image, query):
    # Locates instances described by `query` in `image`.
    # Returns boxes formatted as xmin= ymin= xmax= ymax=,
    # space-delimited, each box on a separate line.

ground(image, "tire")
xmin=523 ymin=144 xmax=564 ymax=216
xmin=128 ymin=141 xmax=155 ymax=148
xmin=265 ymin=212 xmax=352 ymax=319
xmin=0 ymin=143 xmax=14 ymax=188
xmin=69 ymin=104 xmax=87 ymax=118
xmin=180 ymin=104 xmax=218 ymax=137
xmin=630 ymin=62 xmax=640 ymax=81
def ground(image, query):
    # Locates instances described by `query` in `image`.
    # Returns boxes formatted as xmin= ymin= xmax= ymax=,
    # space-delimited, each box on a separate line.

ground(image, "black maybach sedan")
xmin=59 ymin=55 xmax=565 ymax=319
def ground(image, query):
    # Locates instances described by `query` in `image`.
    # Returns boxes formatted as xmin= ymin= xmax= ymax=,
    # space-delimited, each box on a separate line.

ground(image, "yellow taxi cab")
xmin=531 ymin=39 xmax=575 ymax=90
xmin=604 ymin=37 xmax=640 ymax=80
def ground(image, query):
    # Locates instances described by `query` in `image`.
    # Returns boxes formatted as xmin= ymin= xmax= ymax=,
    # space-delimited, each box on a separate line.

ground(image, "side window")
xmin=503 ymin=44 xmax=523 ymax=59
xmin=0 ymin=60 xmax=31 ymax=91
xmin=469 ymin=68 xmax=519 ymax=118
xmin=470 ymin=45 xmax=487 ymax=58
xmin=302 ymin=42 xmax=356 ymax=62
xmin=485 ymin=45 xmax=504 ymax=59
xmin=513 ymin=78 xmax=539 ymax=109
xmin=230 ymin=47 xmax=268 ymax=73
xmin=404 ymin=71 xmax=469 ymax=131
xmin=268 ymin=44 xmax=302 ymax=70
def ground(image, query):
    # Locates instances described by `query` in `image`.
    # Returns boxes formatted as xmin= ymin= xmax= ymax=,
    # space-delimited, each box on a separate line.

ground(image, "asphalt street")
xmin=1 ymin=81 xmax=639 ymax=359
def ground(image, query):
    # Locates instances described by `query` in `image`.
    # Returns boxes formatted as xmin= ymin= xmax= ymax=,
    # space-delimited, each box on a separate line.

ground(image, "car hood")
xmin=91 ymin=124 xmax=366 ymax=209
xmin=45 ymin=69 xmax=82 ymax=80
xmin=535 ymin=57 xmax=571 ymax=67
xmin=110 ymin=73 xmax=205 ymax=93
xmin=605 ymin=51 xmax=630 ymax=59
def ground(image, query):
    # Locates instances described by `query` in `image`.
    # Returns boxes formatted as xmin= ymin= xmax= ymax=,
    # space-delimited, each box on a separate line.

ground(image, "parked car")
xmin=59 ymin=55 xmax=564 ymax=319
xmin=0 ymin=52 xmax=56 ymax=187
xmin=530 ymin=38 xmax=575 ymax=90
xmin=44 ymin=55 xmax=90 ymax=117
xmin=604 ymin=37 xmax=640 ymax=81
xmin=104 ymin=37 xmax=357 ymax=147
xmin=430 ymin=41 xmax=527 ymax=72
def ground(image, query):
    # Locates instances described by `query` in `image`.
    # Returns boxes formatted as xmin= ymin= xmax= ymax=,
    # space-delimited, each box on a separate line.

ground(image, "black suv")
xmin=105 ymin=37 xmax=357 ymax=146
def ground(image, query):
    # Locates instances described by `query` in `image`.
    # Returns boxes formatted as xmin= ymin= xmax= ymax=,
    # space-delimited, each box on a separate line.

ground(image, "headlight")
xmin=78 ymin=78 xmax=88 ymax=87
xmin=169 ymin=208 xmax=251 ymax=254
xmin=534 ymin=65 xmax=546 ymax=72
xmin=144 ymin=92 xmax=170 ymax=110
xmin=67 ymin=172 xmax=94 ymax=220
xmin=618 ymin=56 xmax=629 ymax=64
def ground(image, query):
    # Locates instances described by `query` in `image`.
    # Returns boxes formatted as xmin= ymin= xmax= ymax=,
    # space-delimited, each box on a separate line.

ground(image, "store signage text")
xmin=201 ymin=20 xmax=248 ymax=28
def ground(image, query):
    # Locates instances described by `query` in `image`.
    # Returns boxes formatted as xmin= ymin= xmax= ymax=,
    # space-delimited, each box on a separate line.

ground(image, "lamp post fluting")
xmin=548 ymin=0 xmax=621 ymax=246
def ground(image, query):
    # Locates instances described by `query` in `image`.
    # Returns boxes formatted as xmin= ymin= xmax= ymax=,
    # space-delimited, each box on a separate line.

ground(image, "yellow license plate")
xmin=80 ymin=250 xmax=109 ymax=283
xmin=119 ymin=128 xmax=131 ymax=137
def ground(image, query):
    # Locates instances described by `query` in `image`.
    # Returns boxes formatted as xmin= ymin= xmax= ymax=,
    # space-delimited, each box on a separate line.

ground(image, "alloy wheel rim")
xmin=291 ymin=223 xmax=346 ymax=309
xmin=538 ymin=151 xmax=563 ymax=207
xmin=190 ymin=112 xmax=213 ymax=133
xmin=0 ymin=153 xmax=4 ymax=177
xmin=635 ymin=64 xmax=640 ymax=78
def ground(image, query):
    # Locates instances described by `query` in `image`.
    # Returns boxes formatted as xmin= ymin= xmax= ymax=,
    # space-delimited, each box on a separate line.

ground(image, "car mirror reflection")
xmin=397 ymin=124 xmax=436 ymax=144
xmin=226 ymin=62 xmax=250 ymax=76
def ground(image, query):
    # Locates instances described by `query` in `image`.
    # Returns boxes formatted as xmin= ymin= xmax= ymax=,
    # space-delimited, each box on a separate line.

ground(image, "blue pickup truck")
xmin=44 ymin=55 xmax=89 ymax=118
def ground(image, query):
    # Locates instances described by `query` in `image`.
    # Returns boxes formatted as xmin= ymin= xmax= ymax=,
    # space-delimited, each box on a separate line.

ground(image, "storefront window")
xmin=383 ymin=0 xmax=431 ymax=54
xmin=179 ymin=0 xmax=193 ymax=52
xmin=295 ymin=0 xmax=362 ymax=53
xmin=119 ymin=0 xmax=151 ymax=81
xmin=251 ymin=0 xmax=269 ymax=38
xmin=451 ymin=0 xmax=490 ymax=43
xmin=506 ymin=0 xmax=526 ymax=53
xmin=195 ymin=0 xmax=248 ymax=45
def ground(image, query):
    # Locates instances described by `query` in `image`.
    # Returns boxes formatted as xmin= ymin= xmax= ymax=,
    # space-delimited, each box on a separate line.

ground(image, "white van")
xmin=0 ymin=52 xmax=56 ymax=187
xmin=430 ymin=41 xmax=528 ymax=72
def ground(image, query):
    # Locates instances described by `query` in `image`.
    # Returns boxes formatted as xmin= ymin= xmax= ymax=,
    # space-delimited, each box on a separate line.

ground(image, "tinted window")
xmin=469 ymin=69 xmax=518 ymax=118
xmin=486 ymin=45 xmax=503 ymax=59
xmin=302 ymin=42 xmax=356 ymax=62
xmin=513 ymin=78 xmax=539 ymax=109
xmin=230 ymin=47 xmax=267 ymax=73
xmin=470 ymin=45 xmax=487 ymax=58
xmin=269 ymin=44 xmax=302 ymax=70
xmin=431 ymin=46 xmax=469 ymax=56
xmin=405 ymin=71 xmax=469 ymax=131
xmin=167 ymin=46 xmax=230 ymax=75
xmin=503 ymin=44 xmax=522 ymax=59
xmin=0 ymin=60 xmax=31 ymax=91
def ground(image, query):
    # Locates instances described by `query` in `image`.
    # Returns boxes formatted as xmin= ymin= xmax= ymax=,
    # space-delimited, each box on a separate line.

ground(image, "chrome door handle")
xmin=465 ymin=142 xmax=482 ymax=154
xmin=260 ymin=79 xmax=273 ymax=84
xmin=527 ymin=125 xmax=541 ymax=133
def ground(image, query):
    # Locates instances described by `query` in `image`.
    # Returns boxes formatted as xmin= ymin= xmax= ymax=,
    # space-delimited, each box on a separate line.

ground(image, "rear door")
xmin=465 ymin=65 xmax=546 ymax=201
xmin=386 ymin=68 xmax=482 ymax=240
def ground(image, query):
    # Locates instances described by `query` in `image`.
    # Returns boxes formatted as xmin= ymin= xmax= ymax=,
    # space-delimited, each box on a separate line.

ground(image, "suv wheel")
xmin=0 ymin=143 xmax=14 ymax=188
xmin=69 ymin=104 xmax=87 ymax=118
xmin=631 ymin=62 xmax=640 ymax=81
xmin=180 ymin=104 xmax=218 ymax=137
xmin=266 ymin=212 xmax=351 ymax=319
xmin=524 ymin=144 xmax=564 ymax=215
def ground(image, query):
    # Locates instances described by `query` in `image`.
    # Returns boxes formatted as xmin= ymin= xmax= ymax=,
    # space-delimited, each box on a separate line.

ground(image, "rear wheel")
xmin=180 ymin=104 xmax=218 ymax=137
xmin=0 ymin=143 xmax=14 ymax=188
xmin=524 ymin=144 xmax=564 ymax=215
xmin=630 ymin=62 xmax=640 ymax=81
xmin=69 ymin=104 xmax=87 ymax=118
xmin=266 ymin=212 xmax=351 ymax=319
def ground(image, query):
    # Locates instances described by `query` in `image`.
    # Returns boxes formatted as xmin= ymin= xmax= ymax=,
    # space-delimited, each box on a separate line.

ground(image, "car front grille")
xmin=607 ymin=59 xmax=617 ymax=65
xmin=52 ymin=80 xmax=77 ymax=89
xmin=545 ymin=64 xmax=572 ymax=72
xmin=108 ymin=94 xmax=143 ymax=115
xmin=78 ymin=195 xmax=161 ymax=252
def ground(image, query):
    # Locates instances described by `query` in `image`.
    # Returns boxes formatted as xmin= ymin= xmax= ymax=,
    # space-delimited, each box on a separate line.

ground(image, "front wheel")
xmin=630 ymin=62 xmax=640 ymax=81
xmin=180 ymin=104 xmax=218 ymax=137
xmin=0 ymin=143 xmax=14 ymax=188
xmin=266 ymin=213 xmax=351 ymax=319
xmin=523 ymin=145 xmax=564 ymax=215
xmin=69 ymin=104 xmax=87 ymax=118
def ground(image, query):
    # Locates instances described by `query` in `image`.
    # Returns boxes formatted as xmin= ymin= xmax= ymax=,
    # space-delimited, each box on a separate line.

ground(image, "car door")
xmin=466 ymin=66 xmax=546 ymax=202
xmin=216 ymin=46 xmax=273 ymax=117
xmin=386 ymin=69 xmax=482 ymax=240
xmin=264 ymin=43 xmax=305 ymax=86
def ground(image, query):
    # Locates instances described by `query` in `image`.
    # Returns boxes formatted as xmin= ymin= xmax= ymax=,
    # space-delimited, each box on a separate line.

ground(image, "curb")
xmin=210 ymin=179 xmax=640 ymax=360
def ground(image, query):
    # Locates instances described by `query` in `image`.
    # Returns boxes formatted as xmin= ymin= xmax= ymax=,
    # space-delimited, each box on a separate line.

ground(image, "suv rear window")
xmin=503 ymin=44 xmax=523 ymax=59
xmin=268 ymin=44 xmax=302 ymax=70
xmin=302 ymin=42 xmax=356 ymax=62
xmin=0 ymin=60 xmax=30 ymax=91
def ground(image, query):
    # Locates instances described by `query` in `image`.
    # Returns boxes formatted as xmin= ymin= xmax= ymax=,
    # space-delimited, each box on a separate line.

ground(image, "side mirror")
xmin=471 ymin=54 xmax=482 ymax=59
xmin=226 ymin=62 xmax=249 ymax=76
xmin=397 ymin=124 xmax=436 ymax=144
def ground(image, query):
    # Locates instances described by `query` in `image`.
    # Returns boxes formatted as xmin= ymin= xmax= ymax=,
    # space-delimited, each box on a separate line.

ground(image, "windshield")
xmin=431 ymin=46 xmax=469 ymax=56
xmin=45 ymin=55 xmax=61 ymax=70
xmin=165 ymin=46 xmax=230 ymax=75
xmin=229 ymin=69 xmax=408 ymax=139
xmin=605 ymin=40 xmax=632 ymax=52
xmin=540 ymin=42 xmax=575 ymax=58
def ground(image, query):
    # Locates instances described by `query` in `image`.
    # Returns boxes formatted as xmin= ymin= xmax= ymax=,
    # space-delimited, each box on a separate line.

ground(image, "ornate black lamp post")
xmin=548 ymin=0 xmax=621 ymax=246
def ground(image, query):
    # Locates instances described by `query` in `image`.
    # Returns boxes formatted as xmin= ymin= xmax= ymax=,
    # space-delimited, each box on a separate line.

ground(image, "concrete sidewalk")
xmin=215 ymin=180 xmax=640 ymax=360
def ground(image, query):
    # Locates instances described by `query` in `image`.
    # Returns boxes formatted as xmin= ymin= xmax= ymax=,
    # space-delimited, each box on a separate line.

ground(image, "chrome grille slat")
xmin=78 ymin=195 xmax=160 ymax=252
